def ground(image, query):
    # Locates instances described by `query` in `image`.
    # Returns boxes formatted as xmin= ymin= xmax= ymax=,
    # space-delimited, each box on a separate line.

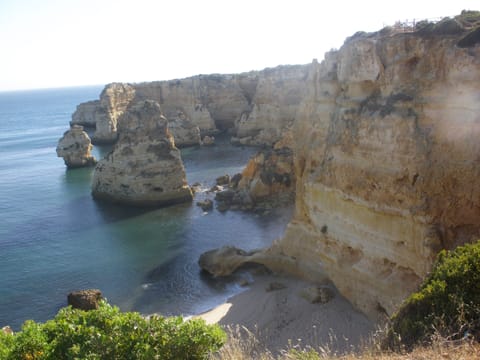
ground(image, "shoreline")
xmin=195 ymin=273 xmax=375 ymax=353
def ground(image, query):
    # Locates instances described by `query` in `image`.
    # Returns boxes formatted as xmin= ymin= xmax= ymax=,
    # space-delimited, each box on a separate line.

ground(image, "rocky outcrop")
xmin=91 ymin=100 xmax=193 ymax=206
xmin=67 ymin=289 xmax=103 ymax=310
xmin=92 ymin=83 xmax=136 ymax=144
xmin=56 ymin=125 xmax=96 ymax=168
xmin=71 ymin=65 xmax=309 ymax=146
xmin=166 ymin=111 xmax=201 ymax=147
xmin=71 ymin=100 xmax=100 ymax=127
xmin=276 ymin=16 xmax=480 ymax=320
xmin=233 ymin=65 xmax=309 ymax=146
xmin=199 ymin=246 xmax=329 ymax=282
xmin=215 ymin=132 xmax=295 ymax=211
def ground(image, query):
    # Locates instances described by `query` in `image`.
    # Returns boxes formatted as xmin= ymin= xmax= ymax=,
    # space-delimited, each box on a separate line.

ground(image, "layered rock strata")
xmin=72 ymin=65 xmax=309 ymax=146
xmin=92 ymin=83 xmax=136 ymax=144
xmin=91 ymin=100 xmax=192 ymax=206
xmin=71 ymin=100 xmax=100 ymax=127
xmin=277 ymin=17 xmax=480 ymax=320
xmin=56 ymin=125 xmax=96 ymax=168
xmin=233 ymin=65 xmax=309 ymax=146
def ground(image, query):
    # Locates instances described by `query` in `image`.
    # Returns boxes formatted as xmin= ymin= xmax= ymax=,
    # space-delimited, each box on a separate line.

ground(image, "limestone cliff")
xmin=71 ymin=100 xmax=100 ymax=127
xmin=72 ymin=65 xmax=309 ymax=146
xmin=276 ymin=16 xmax=480 ymax=320
xmin=92 ymin=83 xmax=136 ymax=144
xmin=233 ymin=65 xmax=309 ymax=146
xmin=91 ymin=100 xmax=192 ymax=206
xmin=56 ymin=125 xmax=96 ymax=168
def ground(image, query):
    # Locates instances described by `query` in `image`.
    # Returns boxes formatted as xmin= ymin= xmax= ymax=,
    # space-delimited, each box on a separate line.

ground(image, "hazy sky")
xmin=0 ymin=0 xmax=477 ymax=91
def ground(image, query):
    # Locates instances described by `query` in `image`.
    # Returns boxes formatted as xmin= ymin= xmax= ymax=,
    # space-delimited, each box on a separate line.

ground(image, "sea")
xmin=0 ymin=86 xmax=292 ymax=330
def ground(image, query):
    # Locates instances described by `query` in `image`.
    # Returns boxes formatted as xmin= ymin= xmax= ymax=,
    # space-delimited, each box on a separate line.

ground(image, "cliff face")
xmin=277 ymin=20 xmax=480 ymax=320
xmin=72 ymin=65 xmax=309 ymax=146
xmin=91 ymin=100 xmax=192 ymax=206
xmin=234 ymin=65 xmax=309 ymax=145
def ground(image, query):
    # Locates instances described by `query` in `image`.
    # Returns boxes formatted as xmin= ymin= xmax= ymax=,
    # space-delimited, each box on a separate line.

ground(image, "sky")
xmin=0 ymin=0 xmax=477 ymax=91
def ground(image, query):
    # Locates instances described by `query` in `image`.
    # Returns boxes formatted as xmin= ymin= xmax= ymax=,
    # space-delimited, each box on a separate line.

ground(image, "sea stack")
xmin=91 ymin=100 xmax=193 ymax=206
xmin=56 ymin=125 xmax=96 ymax=168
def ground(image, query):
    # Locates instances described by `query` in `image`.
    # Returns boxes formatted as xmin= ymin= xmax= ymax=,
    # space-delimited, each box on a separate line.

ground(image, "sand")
xmin=196 ymin=274 xmax=375 ymax=353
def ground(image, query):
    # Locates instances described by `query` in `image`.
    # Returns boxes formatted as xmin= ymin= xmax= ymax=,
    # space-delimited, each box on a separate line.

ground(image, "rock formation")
xmin=56 ymin=125 xmax=96 ymax=168
xmin=91 ymin=100 xmax=193 ymax=206
xmin=166 ymin=111 xmax=201 ymax=147
xmin=199 ymin=246 xmax=329 ymax=283
xmin=67 ymin=289 xmax=103 ymax=310
xmin=70 ymin=65 xmax=309 ymax=147
xmin=214 ymin=132 xmax=295 ymax=211
xmin=70 ymin=11 xmax=480 ymax=324
xmin=276 ymin=15 xmax=480 ymax=320
xmin=233 ymin=65 xmax=309 ymax=146
xmin=71 ymin=100 xmax=100 ymax=127
xmin=92 ymin=83 xmax=136 ymax=144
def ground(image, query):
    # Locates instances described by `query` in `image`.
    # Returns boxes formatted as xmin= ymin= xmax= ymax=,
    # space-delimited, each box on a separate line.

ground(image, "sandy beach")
xmin=196 ymin=274 xmax=375 ymax=353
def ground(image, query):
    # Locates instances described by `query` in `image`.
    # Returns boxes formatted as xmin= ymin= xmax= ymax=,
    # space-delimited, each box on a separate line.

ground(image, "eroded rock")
xmin=67 ymin=289 xmax=102 ymax=310
xmin=56 ymin=125 xmax=96 ymax=168
xmin=197 ymin=199 xmax=213 ymax=211
xmin=300 ymin=286 xmax=335 ymax=304
xmin=198 ymin=245 xmax=329 ymax=282
xmin=92 ymin=100 xmax=193 ymax=206
xmin=278 ymin=18 xmax=480 ymax=320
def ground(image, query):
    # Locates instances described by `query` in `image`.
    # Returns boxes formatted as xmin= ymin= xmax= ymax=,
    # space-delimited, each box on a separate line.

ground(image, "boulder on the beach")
xmin=67 ymin=289 xmax=103 ymax=310
xmin=300 ymin=286 xmax=335 ymax=304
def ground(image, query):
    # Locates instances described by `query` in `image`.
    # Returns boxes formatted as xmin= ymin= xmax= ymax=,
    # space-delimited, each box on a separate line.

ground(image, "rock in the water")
xmin=67 ymin=289 xmax=102 ymax=310
xmin=216 ymin=174 xmax=230 ymax=186
xmin=199 ymin=246 xmax=251 ymax=277
xmin=202 ymin=135 xmax=215 ymax=146
xmin=197 ymin=199 xmax=213 ymax=211
xmin=300 ymin=286 xmax=335 ymax=304
xmin=56 ymin=125 xmax=96 ymax=168
xmin=2 ymin=326 xmax=13 ymax=335
xmin=198 ymin=245 xmax=328 ymax=281
xmin=167 ymin=111 xmax=201 ymax=147
xmin=91 ymin=100 xmax=193 ymax=206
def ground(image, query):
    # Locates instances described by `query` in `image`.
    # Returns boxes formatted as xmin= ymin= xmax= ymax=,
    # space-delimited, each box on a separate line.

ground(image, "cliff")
xmin=276 ymin=15 xmax=480 ymax=320
xmin=70 ymin=11 xmax=480 ymax=323
xmin=91 ymin=100 xmax=193 ymax=206
xmin=72 ymin=65 xmax=308 ymax=146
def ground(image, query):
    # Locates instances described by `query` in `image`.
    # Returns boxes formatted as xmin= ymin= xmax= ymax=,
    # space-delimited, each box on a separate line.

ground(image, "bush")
xmin=388 ymin=240 xmax=480 ymax=349
xmin=0 ymin=301 xmax=225 ymax=359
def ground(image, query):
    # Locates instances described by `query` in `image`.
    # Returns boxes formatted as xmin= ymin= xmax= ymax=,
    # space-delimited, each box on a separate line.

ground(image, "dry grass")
xmin=210 ymin=326 xmax=480 ymax=360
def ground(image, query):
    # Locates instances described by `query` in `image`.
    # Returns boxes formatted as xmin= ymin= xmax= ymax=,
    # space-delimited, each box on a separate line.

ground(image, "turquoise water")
xmin=0 ymin=87 xmax=292 ymax=330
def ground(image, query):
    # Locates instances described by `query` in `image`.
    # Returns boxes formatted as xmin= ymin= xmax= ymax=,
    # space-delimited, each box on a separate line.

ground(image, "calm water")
xmin=0 ymin=86 xmax=292 ymax=330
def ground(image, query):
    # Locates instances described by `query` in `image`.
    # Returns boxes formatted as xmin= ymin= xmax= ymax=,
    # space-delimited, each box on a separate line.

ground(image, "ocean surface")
xmin=0 ymin=86 xmax=292 ymax=330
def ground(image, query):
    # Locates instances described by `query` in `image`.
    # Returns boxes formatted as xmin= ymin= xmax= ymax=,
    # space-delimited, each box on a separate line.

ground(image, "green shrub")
xmin=388 ymin=240 xmax=480 ymax=349
xmin=0 ymin=301 xmax=225 ymax=359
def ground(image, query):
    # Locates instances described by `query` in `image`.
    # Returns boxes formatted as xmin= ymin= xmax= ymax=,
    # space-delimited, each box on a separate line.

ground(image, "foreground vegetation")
xmin=0 ymin=301 xmax=225 ymax=359
xmin=2 ymin=241 xmax=479 ymax=359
